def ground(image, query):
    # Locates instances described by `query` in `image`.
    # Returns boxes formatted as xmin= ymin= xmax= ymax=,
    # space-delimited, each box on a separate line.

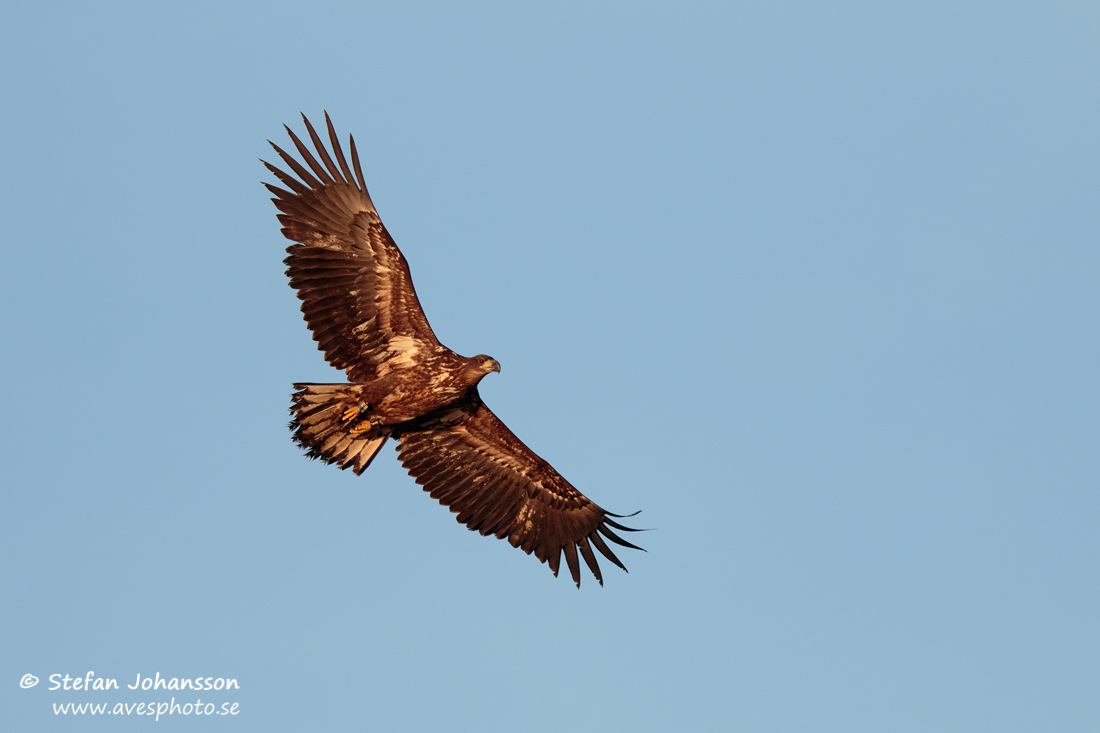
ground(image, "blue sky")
xmin=3 ymin=1 xmax=1098 ymax=730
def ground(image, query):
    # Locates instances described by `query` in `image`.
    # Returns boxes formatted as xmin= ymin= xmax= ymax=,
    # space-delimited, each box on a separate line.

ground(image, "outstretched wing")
xmin=264 ymin=113 xmax=440 ymax=383
xmin=394 ymin=394 xmax=644 ymax=587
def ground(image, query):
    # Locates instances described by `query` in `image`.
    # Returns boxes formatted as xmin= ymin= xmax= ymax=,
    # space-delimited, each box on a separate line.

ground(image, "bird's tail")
xmin=289 ymin=383 xmax=390 ymax=475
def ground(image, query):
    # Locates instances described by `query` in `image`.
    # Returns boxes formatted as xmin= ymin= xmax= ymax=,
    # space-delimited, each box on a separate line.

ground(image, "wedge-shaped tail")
xmin=290 ymin=383 xmax=390 ymax=475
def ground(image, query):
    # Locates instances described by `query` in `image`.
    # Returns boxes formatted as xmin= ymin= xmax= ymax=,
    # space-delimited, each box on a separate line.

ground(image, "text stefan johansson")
xmin=48 ymin=671 xmax=239 ymax=692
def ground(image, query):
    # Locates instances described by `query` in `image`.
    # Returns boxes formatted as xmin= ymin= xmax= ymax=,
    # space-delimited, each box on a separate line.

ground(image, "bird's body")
xmin=264 ymin=113 xmax=642 ymax=586
xmin=346 ymin=353 xmax=499 ymax=426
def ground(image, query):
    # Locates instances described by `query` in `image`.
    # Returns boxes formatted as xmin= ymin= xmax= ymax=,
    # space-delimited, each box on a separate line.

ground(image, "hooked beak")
xmin=489 ymin=359 xmax=501 ymax=374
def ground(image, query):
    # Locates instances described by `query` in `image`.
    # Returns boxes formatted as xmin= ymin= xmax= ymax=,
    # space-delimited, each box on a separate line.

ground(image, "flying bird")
xmin=263 ymin=113 xmax=643 ymax=586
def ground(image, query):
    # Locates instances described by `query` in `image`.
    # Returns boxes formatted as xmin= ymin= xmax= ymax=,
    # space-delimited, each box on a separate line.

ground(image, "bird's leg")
xmin=349 ymin=415 xmax=385 ymax=435
xmin=341 ymin=402 xmax=368 ymax=424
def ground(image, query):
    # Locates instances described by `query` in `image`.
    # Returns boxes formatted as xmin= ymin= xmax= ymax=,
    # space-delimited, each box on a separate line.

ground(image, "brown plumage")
xmin=264 ymin=113 xmax=643 ymax=586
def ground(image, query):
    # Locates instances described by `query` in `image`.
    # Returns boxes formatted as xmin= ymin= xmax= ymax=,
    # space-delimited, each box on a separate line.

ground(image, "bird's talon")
xmin=348 ymin=421 xmax=373 ymax=435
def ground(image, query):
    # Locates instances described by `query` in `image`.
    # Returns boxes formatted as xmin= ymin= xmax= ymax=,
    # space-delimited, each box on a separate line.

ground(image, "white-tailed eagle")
xmin=263 ymin=113 xmax=643 ymax=586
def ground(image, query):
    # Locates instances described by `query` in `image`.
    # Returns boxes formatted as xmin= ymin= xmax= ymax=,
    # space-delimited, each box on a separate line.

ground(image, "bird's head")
xmin=458 ymin=354 xmax=501 ymax=390
xmin=463 ymin=354 xmax=501 ymax=386
xmin=472 ymin=354 xmax=501 ymax=376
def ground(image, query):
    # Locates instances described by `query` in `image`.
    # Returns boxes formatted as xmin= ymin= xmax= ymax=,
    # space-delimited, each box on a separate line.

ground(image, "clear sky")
xmin=3 ymin=1 xmax=1098 ymax=730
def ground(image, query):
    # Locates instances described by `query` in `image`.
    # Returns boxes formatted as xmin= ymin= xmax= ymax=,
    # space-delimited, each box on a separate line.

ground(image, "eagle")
xmin=263 ymin=113 xmax=643 ymax=586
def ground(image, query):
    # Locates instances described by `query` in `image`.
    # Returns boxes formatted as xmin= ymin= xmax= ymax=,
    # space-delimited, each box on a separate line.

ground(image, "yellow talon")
xmin=348 ymin=421 xmax=373 ymax=435
xmin=341 ymin=405 xmax=362 ymax=423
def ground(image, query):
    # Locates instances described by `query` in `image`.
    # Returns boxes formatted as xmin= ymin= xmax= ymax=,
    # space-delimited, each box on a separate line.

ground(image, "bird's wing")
xmin=394 ymin=394 xmax=644 ymax=586
xmin=264 ymin=113 xmax=440 ymax=383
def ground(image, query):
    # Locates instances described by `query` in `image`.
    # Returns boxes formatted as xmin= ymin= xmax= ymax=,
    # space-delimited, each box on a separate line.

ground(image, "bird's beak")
xmin=490 ymin=359 xmax=501 ymax=373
